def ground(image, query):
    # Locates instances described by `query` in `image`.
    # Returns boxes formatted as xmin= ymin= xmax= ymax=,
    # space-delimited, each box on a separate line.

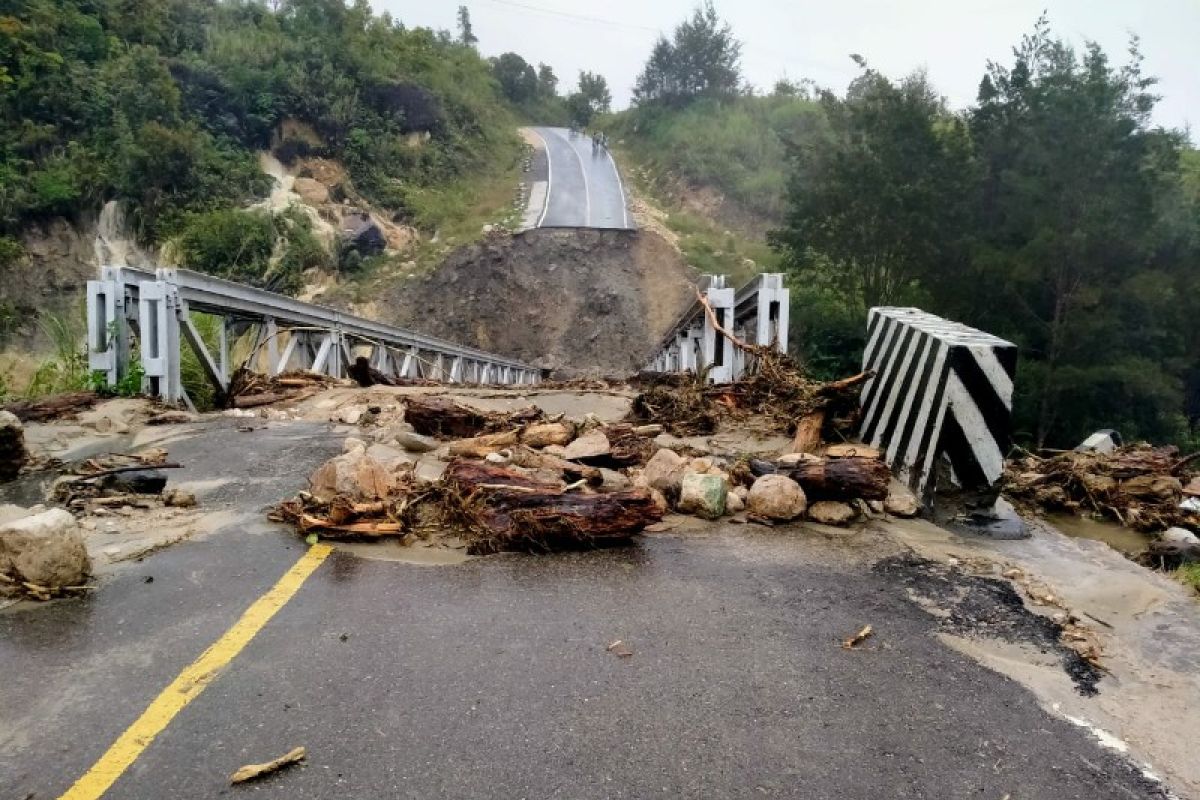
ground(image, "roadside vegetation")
xmin=0 ymin=0 xmax=530 ymax=296
xmin=615 ymin=3 xmax=1200 ymax=452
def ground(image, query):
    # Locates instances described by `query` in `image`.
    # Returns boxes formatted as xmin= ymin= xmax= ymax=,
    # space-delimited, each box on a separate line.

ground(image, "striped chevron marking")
xmin=859 ymin=307 xmax=1017 ymax=498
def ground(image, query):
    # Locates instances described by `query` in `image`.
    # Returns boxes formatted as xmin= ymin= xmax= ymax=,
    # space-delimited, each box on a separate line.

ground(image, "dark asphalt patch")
xmin=873 ymin=554 xmax=1103 ymax=695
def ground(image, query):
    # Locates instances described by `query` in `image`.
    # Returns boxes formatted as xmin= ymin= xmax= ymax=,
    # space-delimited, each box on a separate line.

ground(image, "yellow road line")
xmin=59 ymin=543 xmax=334 ymax=800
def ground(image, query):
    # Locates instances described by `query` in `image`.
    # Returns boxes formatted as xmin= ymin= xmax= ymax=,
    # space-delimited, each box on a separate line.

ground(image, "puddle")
xmin=333 ymin=539 xmax=472 ymax=566
xmin=1048 ymin=514 xmax=1150 ymax=556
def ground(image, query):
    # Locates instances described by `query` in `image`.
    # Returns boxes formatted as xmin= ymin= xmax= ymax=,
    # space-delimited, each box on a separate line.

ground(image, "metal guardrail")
xmin=644 ymin=273 xmax=789 ymax=382
xmin=87 ymin=266 xmax=542 ymax=408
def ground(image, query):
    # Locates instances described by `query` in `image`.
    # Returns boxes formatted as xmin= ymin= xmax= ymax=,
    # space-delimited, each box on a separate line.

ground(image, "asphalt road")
xmin=0 ymin=420 xmax=1169 ymax=799
xmin=528 ymin=126 xmax=632 ymax=230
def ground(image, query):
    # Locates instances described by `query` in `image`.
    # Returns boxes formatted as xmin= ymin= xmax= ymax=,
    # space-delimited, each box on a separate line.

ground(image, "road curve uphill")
xmin=524 ymin=126 xmax=632 ymax=230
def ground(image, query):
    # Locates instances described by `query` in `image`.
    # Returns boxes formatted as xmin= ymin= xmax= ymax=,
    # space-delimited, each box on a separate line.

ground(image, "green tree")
xmin=456 ymin=5 xmax=477 ymax=46
xmin=491 ymin=52 xmax=536 ymax=104
xmin=771 ymin=65 xmax=976 ymax=313
xmin=633 ymin=2 xmax=741 ymax=107
xmin=962 ymin=20 xmax=1185 ymax=446
xmin=536 ymin=63 xmax=558 ymax=98
xmin=576 ymin=71 xmax=611 ymax=114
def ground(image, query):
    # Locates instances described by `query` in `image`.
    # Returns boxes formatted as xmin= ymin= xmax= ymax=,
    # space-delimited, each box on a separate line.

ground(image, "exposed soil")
xmin=381 ymin=228 xmax=697 ymax=377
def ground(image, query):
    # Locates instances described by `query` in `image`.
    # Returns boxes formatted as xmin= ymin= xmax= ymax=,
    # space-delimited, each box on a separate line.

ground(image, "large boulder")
xmin=393 ymin=430 xmax=439 ymax=453
xmin=746 ymin=474 xmax=808 ymax=521
xmin=0 ymin=410 xmax=27 ymax=482
xmin=0 ymin=508 xmax=91 ymax=591
xmin=308 ymin=447 xmax=399 ymax=502
xmin=638 ymin=448 xmax=688 ymax=494
xmin=808 ymin=500 xmax=858 ymax=527
xmin=293 ymin=177 xmax=329 ymax=205
xmin=883 ymin=484 xmax=920 ymax=518
xmin=339 ymin=212 xmax=386 ymax=261
xmin=677 ymin=472 xmax=727 ymax=519
xmin=562 ymin=429 xmax=610 ymax=461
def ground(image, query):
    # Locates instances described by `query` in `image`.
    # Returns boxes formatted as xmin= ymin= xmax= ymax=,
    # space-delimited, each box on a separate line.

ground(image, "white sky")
xmin=371 ymin=0 xmax=1198 ymax=138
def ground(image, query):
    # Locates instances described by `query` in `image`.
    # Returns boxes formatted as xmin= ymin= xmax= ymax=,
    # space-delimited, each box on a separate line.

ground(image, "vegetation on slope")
xmin=619 ymin=5 xmax=1199 ymax=451
xmin=0 ymin=0 xmax=524 ymax=288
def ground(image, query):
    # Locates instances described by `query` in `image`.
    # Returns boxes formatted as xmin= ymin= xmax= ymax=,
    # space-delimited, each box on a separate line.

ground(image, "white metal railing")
xmin=88 ymin=265 xmax=542 ymax=408
xmin=644 ymin=273 xmax=789 ymax=382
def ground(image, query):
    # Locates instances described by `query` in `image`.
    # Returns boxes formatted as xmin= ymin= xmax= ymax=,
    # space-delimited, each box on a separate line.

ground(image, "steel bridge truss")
xmin=87 ymin=266 xmax=542 ymax=409
xmin=644 ymin=273 xmax=789 ymax=383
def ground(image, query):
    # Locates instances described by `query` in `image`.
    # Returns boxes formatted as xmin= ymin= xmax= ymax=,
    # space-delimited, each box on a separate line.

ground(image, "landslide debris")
xmin=1005 ymin=445 xmax=1198 ymax=533
xmin=381 ymin=228 xmax=697 ymax=377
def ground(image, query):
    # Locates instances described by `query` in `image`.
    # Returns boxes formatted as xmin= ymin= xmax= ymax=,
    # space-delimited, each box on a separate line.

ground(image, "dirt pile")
xmin=381 ymin=228 xmax=697 ymax=377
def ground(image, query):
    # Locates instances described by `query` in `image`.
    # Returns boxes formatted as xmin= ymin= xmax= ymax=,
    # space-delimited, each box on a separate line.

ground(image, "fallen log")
xmin=444 ymin=460 xmax=662 ymax=553
xmin=508 ymin=445 xmax=603 ymax=486
xmin=751 ymin=456 xmax=890 ymax=501
xmin=448 ymin=430 xmax=519 ymax=459
xmin=2 ymin=391 xmax=99 ymax=422
xmin=348 ymin=356 xmax=397 ymax=387
xmin=404 ymin=396 xmax=490 ymax=438
xmin=233 ymin=391 xmax=294 ymax=409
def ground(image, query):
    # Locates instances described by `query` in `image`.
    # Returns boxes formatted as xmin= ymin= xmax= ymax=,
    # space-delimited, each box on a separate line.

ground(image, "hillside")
xmin=0 ymin=0 xmax=522 ymax=355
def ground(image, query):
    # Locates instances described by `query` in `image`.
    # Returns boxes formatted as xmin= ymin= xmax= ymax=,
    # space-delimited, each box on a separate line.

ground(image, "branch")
xmin=694 ymin=286 xmax=753 ymax=353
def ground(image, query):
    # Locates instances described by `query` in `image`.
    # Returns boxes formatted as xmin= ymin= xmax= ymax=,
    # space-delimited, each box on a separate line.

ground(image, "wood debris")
xmin=2 ymin=391 xmax=99 ymax=422
xmin=627 ymin=291 xmax=870 ymax=440
xmin=1005 ymin=444 xmax=1198 ymax=531
xmin=227 ymin=368 xmax=339 ymax=408
xmin=841 ymin=625 xmax=873 ymax=649
xmin=748 ymin=455 xmax=890 ymax=502
xmin=404 ymin=396 xmax=543 ymax=439
xmin=606 ymin=640 xmax=634 ymax=658
xmin=229 ymin=746 xmax=307 ymax=784
xmin=443 ymin=461 xmax=663 ymax=554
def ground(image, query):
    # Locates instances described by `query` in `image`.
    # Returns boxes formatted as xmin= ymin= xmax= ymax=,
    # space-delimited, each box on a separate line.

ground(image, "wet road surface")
xmin=0 ymin=420 xmax=1169 ymax=799
xmin=528 ymin=126 xmax=631 ymax=229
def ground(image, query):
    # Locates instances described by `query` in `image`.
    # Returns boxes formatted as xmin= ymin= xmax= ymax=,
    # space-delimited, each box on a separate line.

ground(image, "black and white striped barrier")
xmin=859 ymin=307 xmax=1017 ymax=501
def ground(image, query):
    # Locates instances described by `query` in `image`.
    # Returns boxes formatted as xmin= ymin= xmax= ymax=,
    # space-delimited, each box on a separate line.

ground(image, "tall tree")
xmin=491 ymin=52 xmax=536 ymax=104
xmin=633 ymin=1 xmax=741 ymax=106
xmin=456 ymin=5 xmax=477 ymax=46
xmin=576 ymin=71 xmax=611 ymax=114
xmin=536 ymin=63 xmax=558 ymax=98
xmin=565 ymin=71 xmax=611 ymax=127
xmin=771 ymin=66 xmax=975 ymax=313
xmin=964 ymin=19 xmax=1184 ymax=445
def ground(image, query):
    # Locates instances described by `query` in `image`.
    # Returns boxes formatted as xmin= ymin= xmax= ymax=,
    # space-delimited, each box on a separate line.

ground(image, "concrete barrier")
xmin=859 ymin=307 xmax=1017 ymax=501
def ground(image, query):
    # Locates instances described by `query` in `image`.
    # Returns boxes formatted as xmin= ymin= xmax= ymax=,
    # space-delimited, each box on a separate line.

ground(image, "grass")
xmin=615 ymin=148 xmax=780 ymax=288
xmin=1175 ymin=562 xmax=1200 ymax=595
xmin=325 ymin=142 xmax=525 ymax=307
xmin=23 ymin=307 xmax=91 ymax=397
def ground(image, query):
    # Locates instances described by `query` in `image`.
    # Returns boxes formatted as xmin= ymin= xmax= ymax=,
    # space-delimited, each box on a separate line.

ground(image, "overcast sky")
xmin=371 ymin=0 xmax=1197 ymax=138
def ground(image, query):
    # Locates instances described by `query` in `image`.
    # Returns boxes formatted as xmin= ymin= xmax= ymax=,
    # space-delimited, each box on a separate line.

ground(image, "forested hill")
xmin=613 ymin=5 xmax=1199 ymax=450
xmin=0 ymin=0 xmax=517 ymax=260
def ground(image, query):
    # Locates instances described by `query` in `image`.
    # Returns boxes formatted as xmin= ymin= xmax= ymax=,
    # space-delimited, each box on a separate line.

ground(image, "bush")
xmin=178 ymin=206 xmax=331 ymax=295
xmin=177 ymin=208 xmax=276 ymax=284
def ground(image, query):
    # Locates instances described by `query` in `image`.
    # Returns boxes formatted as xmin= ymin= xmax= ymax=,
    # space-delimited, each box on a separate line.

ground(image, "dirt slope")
xmin=382 ymin=229 xmax=696 ymax=377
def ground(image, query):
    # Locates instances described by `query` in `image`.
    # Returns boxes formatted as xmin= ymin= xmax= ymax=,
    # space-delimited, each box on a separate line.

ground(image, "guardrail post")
xmin=704 ymin=286 xmax=735 ymax=383
xmin=87 ymin=277 xmax=119 ymax=386
xmin=265 ymin=318 xmax=280 ymax=377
